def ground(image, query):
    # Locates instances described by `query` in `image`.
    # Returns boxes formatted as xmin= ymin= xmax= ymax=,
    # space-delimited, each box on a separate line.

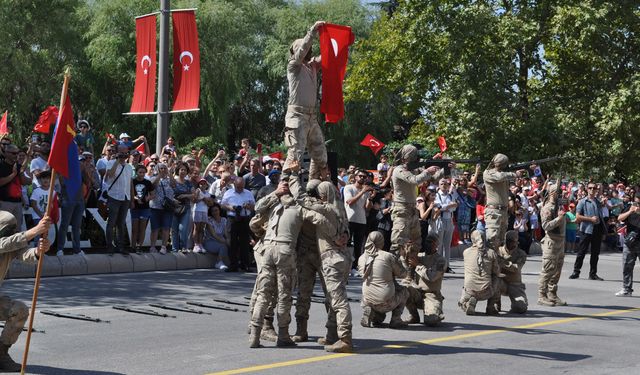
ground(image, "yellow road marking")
xmin=207 ymin=307 xmax=640 ymax=375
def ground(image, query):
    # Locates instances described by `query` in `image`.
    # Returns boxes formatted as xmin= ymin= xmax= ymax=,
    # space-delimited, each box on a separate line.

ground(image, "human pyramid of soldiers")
xmin=245 ymin=22 xmax=569 ymax=354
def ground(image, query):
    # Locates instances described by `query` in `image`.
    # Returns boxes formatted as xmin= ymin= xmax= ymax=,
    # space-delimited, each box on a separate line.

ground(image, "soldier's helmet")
xmin=289 ymin=38 xmax=305 ymax=59
xmin=397 ymin=144 xmax=419 ymax=163
xmin=505 ymin=230 xmax=518 ymax=248
xmin=543 ymin=183 xmax=558 ymax=205
xmin=0 ymin=210 xmax=17 ymax=238
xmin=490 ymin=153 xmax=509 ymax=169
xmin=471 ymin=230 xmax=486 ymax=249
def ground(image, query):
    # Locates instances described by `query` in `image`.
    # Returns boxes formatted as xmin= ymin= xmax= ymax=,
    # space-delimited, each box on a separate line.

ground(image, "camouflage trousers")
xmin=321 ymin=249 xmax=352 ymax=340
xmin=459 ymin=284 xmax=499 ymax=314
xmin=295 ymin=246 xmax=330 ymax=321
xmin=249 ymin=245 xmax=275 ymax=321
xmin=492 ymin=279 xmax=528 ymax=314
xmin=282 ymin=108 xmax=327 ymax=179
xmin=390 ymin=203 xmax=421 ymax=256
xmin=539 ymin=254 xmax=565 ymax=296
xmin=251 ymin=242 xmax=297 ymax=329
xmin=0 ymin=295 xmax=29 ymax=346
xmin=485 ymin=207 xmax=508 ymax=250
xmin=406 ymin=286 xmax=445 ymax=324
xmin=363 ymin=281 xmax=409 ymax=316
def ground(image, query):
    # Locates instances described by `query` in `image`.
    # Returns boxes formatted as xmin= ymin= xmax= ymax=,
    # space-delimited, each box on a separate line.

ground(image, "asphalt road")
xmin=2 ymin=251 xmax=639 ymax=375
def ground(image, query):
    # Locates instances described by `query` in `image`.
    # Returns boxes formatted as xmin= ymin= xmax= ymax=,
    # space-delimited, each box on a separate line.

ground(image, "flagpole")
xmin=20 ymin=67 xmax=71 ymax=375
xmin=156 ymin=0 xmax=170 ymax=155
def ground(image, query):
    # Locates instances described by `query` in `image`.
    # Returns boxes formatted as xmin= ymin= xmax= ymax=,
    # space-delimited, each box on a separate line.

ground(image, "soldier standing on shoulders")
xmin=483 ymin=154 xmax=525 ymax=250
xmin=0 ymin=211 xmax=51 ymax=372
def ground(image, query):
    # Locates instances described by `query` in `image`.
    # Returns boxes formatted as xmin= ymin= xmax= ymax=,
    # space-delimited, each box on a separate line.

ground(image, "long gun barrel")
xmin=506 ymin=156 xmax=565 ymax=172
xmin=407 ymin=158 xmax=485 ymax=175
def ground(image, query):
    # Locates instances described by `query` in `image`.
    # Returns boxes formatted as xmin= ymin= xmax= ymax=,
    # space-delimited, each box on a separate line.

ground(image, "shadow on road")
xmin=23 ymin=365 xmax=125 ymax=375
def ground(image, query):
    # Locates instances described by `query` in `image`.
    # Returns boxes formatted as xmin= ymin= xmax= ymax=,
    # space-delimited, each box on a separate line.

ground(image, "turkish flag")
xmin=269 ymin=151 xmax=284 ymax=161
xmin=172 ymin=10 xmax=200 ymax=112
xmin=33 ymin=106 xmax=59 ymax=134
xmin=319 ymin=23 xmax=354 ymax=123
xmin=437 ymin=136 xmax=447 ymax=152
xmin=135 ymin=142 xmax=146 ymax=155
xmin=130 ymin=15 xmax=157 ymax=113
xmin=48 ymin=94 xmax=81 ymax=199
xmin=360 ymin=134 xmax=385 ymax=155
xmin=0 ymin=111 xmax=7 ymax=135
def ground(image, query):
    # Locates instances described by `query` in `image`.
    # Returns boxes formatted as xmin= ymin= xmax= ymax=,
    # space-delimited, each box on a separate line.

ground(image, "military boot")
xmin=0 ymin=344 xmax=21 ymax=372
xmin=261 ymin=316 xmax=278 ymax=342
xmin=292 ymin=318 xmax=308 ymax=342
xmin=548 ymin=292 xmax=568 ymax=306
xmin=249 ymin=326 xmax=262 ymax=349
xmin=317 ymin=326 xmax=339 ymax=346
xmin=403 ymin=305 xmax=421 ymax=324
xmin=360 ymin=306 xmax=373 ymax=327
xmin=276 ymin=327 xmax=297 ymax=347
xmin=389 ymin=304 xmax=408 ymax=328
xmin=324 ymin=336 xmax=353 ymax=353
xmin=537 ymin=292 xmax=556 ymax=306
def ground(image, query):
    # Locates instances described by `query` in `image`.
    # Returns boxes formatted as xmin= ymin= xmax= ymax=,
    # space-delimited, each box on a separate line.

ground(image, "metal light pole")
xmin=156 ymin=0 xmax=170 ymax=155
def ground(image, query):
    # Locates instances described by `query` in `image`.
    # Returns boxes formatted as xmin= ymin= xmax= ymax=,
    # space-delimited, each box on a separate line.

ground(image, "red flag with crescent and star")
xmin=0 ymin=111 xmax=8 ymax=135
xmin=360 ymin=134 xmax=385 ymax=155
xmin=130 ymin=15 xmax=157 ymax=113
xmin=48 ymin=95 xmax=81 ymax=198
xmin=33 ymin=106 xmax=59 ymax=134
xmin=437 ymin=136 xmax=447 ymax=152
xmin=319 ymin=23 xmax=355 ymax=123
xmin=172 ymin=10 xmax=200 ymax=112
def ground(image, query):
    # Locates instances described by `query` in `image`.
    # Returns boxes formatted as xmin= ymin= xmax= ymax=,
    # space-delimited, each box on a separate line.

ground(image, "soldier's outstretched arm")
xmin=291 ymin=21 xmax=325 ymax=64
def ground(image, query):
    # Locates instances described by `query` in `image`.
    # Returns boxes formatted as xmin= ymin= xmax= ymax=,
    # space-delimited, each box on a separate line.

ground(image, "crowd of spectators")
xmin=0 ymin=121 xmax=638 ymax=277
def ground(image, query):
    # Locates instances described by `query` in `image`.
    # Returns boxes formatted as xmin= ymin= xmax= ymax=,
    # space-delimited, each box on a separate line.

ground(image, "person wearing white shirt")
xmin=103 ymin=145 xmax=134 ymax=255
xmin=221 ymin=178 xmax=255 ymax=272
xmin=434 ymin=178 xmax=458 ymax=272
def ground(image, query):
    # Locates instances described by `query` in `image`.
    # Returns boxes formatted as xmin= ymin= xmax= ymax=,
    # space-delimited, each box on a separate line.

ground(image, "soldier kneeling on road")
xmin=358 ymin=231 xmax=409 ymax=329
xmin=404 ymin=233 xmax=446 ymax=326
xmin=490 ymin=231 xmax=528 ymax=314
xmin=0 ymin=211 xmax=51 ymax=372
xmin=459 ymin=231 xmax=502 ymax=316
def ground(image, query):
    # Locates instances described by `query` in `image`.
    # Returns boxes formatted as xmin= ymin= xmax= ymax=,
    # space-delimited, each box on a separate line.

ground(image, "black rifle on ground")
xmin=113 ymin=305 xmax=176 ymax=318
xmin=211 ymin=298 xmax=250 ymax=307
xmin=41 ymin=310 xmax=109 ymax=323
xmin=0 ymin=324 xmax=45 ymax=334
xmin=187 ymin=301 xmax=247 ymax=313
xmin=149 ymin=303 xmax=212 ymax=315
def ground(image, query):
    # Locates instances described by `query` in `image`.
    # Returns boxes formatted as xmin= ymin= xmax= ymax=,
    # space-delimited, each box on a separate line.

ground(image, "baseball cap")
xmin=119 ymin=133 xmax=130 ymax=139
xmin=268 ymin=169 xmax=281 ymax=178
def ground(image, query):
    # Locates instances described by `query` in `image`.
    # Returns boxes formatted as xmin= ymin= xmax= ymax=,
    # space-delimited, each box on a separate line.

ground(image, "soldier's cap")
xmin=289 ymin=38 xmax=305 ymax=58
xmin=0 ymin=210 xmax=17 ymax=238
xmin=505 ymin=230 xmax=518 ymax=243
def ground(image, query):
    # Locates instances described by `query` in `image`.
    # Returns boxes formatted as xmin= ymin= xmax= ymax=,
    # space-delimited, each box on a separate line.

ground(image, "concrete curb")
xmin=7 ymin=252 xmax=217 ymax=279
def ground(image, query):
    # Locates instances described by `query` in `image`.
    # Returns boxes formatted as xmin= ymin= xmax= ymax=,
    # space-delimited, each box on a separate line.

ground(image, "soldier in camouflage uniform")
xmin=538 ymin=184 xmax=568 ymax=306
xmin=491 ymin=231 xmax=528 ymax=313
xmin=459 ymin=231 xmax=501 ymax=316
xmin=404 ymin=233 xmax=447 ymax=326
xmin=0 ymin=211 xmax=51 ymax=372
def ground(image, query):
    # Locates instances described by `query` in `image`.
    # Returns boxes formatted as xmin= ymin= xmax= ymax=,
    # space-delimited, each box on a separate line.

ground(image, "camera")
xmin=233 ymin=205 xmax=243 ymax=215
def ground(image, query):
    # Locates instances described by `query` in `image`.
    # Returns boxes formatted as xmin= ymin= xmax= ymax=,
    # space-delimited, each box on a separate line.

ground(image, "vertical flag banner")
xmin=319 ymin=23 xmax=355 ymax=123
xmin=172 ymin=10 xmax=200 ymax=111
xmin=33 ymin=106 xmax=59 ymax=134
xmin=360 ymin=134 xmax=385 ymax=155
xmin=130 ymin=15 xmax=157 ymax=113
xmin=0 ymin=111 xmax=8 ymax=134
xmin=437 ymin=136 xmax=447 ymax=152
xmin=48 ymin=95 xmax=81 ymax=198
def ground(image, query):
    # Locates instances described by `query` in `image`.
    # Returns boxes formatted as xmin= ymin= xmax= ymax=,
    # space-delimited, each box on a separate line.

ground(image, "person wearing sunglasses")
xmin=569 ymin=183 xmax=607 ymax=280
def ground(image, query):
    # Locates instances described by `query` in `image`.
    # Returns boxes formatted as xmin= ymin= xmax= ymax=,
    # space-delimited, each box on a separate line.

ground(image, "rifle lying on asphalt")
xmin=311 ymin=293 xmax=360 ymax=303
xmin=406 ymin=158 xmax=484 ymax=175
xmin=0 ymin=324 xmax=45 ymax=334
xmin=113 ymin=305 xmax=176 ymax=318
xmin=187 ymin=301 xmax=247 ymax=313
xmin=41 ymin=310 xmax=109 ymax=323
xmin=211 ymin=298 xmax=250 ymax=307
xmin=149 ymin=303 xmax=212 ymax=315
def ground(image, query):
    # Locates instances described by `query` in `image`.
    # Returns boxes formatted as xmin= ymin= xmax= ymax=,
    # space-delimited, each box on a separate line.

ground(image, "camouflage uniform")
xmin=492 ymin=231 xmax=528 ymax=313
xmin=248 ymin=211 xmax=277 ymax=341
xmin=459 ymin=231 xmax=501 ymax=315
xmin=404 ymin=249 xmax=447 ymax=325
xmin=0 ymin=210 xmax=39 ymax=371
xmin=538 ymin=184 xmax=567 ymax=306
xmin=282 ymin=25 xmax=327 ymax=179
xmin=357 ymin=231 xmax=409 ymax=328
xmin=299 ymin=181 xmax=353 ymax=353
xmin=390 ymin=145 xmax=443 ymax=257
xmin=249 ymin=194 xmax=303 ymax=348
xmin=483 ymin=154 xmax=518 ymax=251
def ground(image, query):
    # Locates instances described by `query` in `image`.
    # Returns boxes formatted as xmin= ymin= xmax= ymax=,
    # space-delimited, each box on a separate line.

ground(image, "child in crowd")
xmin=192 ymin=178 xmax=212 ymax=253
xmin=161 ymin=136 xmax=177 ymax=159
xmin=30 ymin=170 xmax=57 ymax=246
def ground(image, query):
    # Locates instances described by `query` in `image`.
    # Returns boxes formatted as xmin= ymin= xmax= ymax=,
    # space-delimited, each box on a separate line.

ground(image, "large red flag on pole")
xmin=130 ymin=15 xmax=157 ymax=113
xmin=0 ymin=111 xmax=8 ymax=135
xmin=319 ymin=23 xmax=354 ymax=123
xmin=172 ymin=10 xmax=200 ymax=112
